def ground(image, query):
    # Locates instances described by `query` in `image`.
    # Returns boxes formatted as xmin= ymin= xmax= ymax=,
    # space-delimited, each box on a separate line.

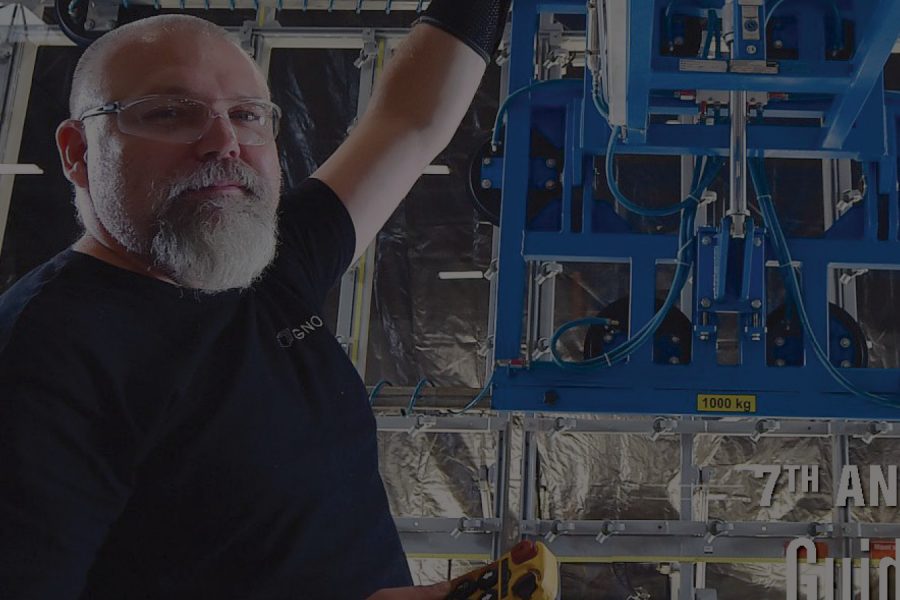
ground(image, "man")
xmin=0 ymin=2 xmax=508 ymax=597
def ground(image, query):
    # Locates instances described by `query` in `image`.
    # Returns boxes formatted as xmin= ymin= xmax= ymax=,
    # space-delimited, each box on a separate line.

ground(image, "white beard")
xmin=84 ymin=139 xmax=146 ymax=255
xmin=85 ymin=141 xmax=280 ymax=293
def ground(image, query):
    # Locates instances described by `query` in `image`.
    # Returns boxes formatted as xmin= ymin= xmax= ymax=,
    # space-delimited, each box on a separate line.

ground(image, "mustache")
xmin=163 ymin=161 xmax=267 ymax=205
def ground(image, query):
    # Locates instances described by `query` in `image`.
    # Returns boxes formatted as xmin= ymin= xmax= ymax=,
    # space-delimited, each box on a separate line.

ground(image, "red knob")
xmin=510 ymin=540 xmax=538 ymax=564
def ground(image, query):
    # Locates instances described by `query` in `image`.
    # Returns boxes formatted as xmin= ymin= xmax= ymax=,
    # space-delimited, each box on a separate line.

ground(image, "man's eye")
xmin=142 ymin=107 xmax=187 ymax=122
xmin=230 ymin=109 xmax=265 ymax=124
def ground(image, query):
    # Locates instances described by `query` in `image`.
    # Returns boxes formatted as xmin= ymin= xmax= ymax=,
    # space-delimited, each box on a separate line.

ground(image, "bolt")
xmin=840 ymin=360 xmax=852 ymax=368
xmin=840 ymin=337 xmax=851 ymax=349
xmin=700 ymin=297 xmax=712 ymax=309
xmin=775 ymin=358 xmax=786 ymax=367
xmin=481 ymin=179 xmax=492 ymax=189
xmin=603 ymin=333 xmax=614 ymax=343
xmin=669 ymin=356 xmax=680 ymax=365
xmin=545 ymin=158 xmax=557 ymax=169
xmin=774 ymin=336 xmax=785 ymax=347
xmin=543 ymin=389 xmax=559 ymax=406
xmin=544 ymin=179 xmax=557 ymax=191
xmin=774 ymin=39 xmax=784 ymax=49
xmin=482 ymin=157 xmax=492 ymax=166
xmin=744 ymin=19 xmax=759 ymax=32
xmin=85 ymin=19 xmax=96 ymax=30
xmin=754 ymin=237 xmax=763 ymax=247
xmin=671 ymin=336 xmax=681 ymax=344
xmin=701 ymin=236 xmax=712 ymax=246
xmin=746 ymin=44 xmax=758 ymax=55
xmin=751 ymin=299 xmax=762 ymax=309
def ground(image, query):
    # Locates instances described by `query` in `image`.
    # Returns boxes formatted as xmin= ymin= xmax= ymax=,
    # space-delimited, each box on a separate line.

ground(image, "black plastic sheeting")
xmin=852 ymin=269 xmax=900 ymax=369
xmin=363 ymin=65 xmax=499 ymax=388
xmin=268 ymin=47 xmax=360 ymax=330
xmin=0 ymin=46 xmax=82 ymax=293
xmin=270 ymin=48 xmax=360 ymax=192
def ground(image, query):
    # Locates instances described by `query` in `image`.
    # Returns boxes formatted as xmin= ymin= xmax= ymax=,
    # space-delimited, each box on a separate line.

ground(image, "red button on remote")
xmin=510 ymin=540 xmax=538 ymax=564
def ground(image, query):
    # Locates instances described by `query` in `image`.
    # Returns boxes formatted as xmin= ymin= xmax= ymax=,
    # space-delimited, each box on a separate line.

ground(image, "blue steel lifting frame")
xmin=488 ymin=0 xmax=900 ymax=419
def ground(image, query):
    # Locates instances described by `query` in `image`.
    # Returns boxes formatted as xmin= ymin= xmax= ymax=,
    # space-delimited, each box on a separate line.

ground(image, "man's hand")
xmin=367 ymin=580 xmax=451 ymax=600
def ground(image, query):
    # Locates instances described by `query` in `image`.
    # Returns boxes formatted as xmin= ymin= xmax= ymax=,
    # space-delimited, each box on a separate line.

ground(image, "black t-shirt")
xmin=0 ymin=178 xmax=412 ymax=599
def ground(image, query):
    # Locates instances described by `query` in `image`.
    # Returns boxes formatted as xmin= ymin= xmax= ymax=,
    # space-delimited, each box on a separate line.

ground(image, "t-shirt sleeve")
xmin=0 ymin=321 xmax=135 ymax=598
xmin=276 ymin=177 xmax=357 ymax=308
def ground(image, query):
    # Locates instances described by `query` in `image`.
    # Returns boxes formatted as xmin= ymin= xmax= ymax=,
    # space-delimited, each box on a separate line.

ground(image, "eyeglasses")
xmin=79 ymin=95 xmax=282 ymax=146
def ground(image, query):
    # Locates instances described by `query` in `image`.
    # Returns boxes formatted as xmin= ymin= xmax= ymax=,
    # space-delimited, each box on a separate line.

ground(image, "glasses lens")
xmin=229 ymin=101 xmax=280 ymax=145
xmin=115 ymin=97 xmax=281 ymax=145
xmin=119 ymin=97 xmax=209 ymax=143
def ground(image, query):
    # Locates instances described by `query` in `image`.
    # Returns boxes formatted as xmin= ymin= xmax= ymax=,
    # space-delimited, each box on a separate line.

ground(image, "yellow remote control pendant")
xmin=445 ymin=540 xmax=560 ymax=600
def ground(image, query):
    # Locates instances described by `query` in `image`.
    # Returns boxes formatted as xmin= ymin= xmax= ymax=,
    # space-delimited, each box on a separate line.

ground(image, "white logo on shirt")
xmin=276 ymin=315 xmax=325 ymax=348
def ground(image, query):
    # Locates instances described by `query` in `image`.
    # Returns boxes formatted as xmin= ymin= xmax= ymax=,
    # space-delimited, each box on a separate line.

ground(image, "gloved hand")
xmin=415 ymin=0 xmax=513 ymax=64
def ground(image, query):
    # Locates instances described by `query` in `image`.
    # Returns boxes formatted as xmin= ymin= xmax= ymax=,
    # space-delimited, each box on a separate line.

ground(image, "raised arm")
xmin=312 ymin=0 xmax=510 ymax=263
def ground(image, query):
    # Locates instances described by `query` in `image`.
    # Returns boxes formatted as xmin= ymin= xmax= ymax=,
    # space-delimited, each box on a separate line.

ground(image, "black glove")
xmin=415 ymin=0 xmax=512 ymax=64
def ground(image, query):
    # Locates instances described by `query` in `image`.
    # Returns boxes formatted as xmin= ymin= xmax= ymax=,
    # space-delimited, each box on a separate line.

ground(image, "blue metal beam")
xmin=888 ymin=98 xmax=900 ymax=241
xmin=491 ymin=363 xmax=900 ymax=419
xmin=821 ymin=0 xmax=900 ymax=148
xmin=646 ymin=65 xmax=853 ymax=93
xmin=624 ymin=0 xmax=655 ymax=141
xmin=524 ymin=231 xmax=900 ymax=270
xmin=580 ymin=118 xmax=887 ymax=162
xmin=493 ymin=0 xmax=539 ymax=360
xmin=535 ymin=0 xmax=585 ymax=13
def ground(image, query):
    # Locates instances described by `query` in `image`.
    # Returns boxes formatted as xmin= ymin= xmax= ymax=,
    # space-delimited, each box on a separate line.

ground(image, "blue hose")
xmin=605 ymin=126 xmax=712 ymax=217
xmin=451 ymin=371 xmax=497 ymax=414
xmin=591 ymin=83 xmax=609 ymax=120
xmin=699 ymin=9 xmax=715 ymax=58
xmin=748 ymin=159 xmax=897 ymax=408
xmin=550 ymin=155 xmax=724 ymax=370
xmin=368 ymin=379 xmax=392 ymax=406
xmin=491 ymin=79 xmax=580 ymax=150
xmin=406 ymin=378 xmax=433 ymax=413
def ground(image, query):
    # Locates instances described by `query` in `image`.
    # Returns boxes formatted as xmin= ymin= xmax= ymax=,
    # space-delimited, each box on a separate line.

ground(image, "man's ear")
xmin=56 ymin=119 xmax=89 ymax=188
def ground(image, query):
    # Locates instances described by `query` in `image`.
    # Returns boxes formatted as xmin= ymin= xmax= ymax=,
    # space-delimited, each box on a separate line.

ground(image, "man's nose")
xmin=194 ymin=114 xmax=241 ymax=161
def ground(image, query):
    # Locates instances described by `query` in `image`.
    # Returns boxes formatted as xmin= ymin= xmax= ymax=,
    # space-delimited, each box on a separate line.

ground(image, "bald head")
xmin=69 ymin=15 xmax=267 ymax=119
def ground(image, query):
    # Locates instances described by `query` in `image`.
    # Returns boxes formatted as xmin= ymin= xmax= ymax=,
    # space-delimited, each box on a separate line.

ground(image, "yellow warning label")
xmin=697 ymin=394 xmax=757 ymax=413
